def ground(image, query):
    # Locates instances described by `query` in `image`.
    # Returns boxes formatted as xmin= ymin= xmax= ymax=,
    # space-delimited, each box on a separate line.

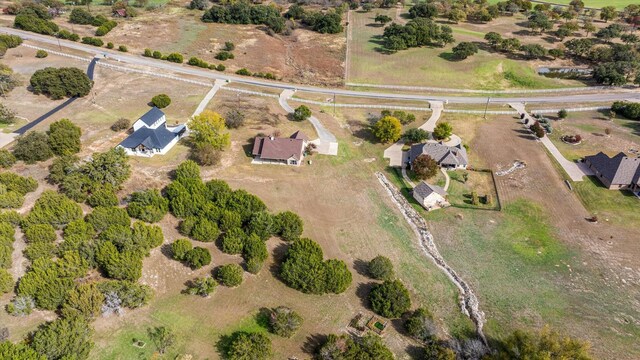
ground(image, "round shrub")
xmin=216 ymin=263 xmax=243 ymax=287
xmin=171 ymin=238 xmax=192 ymax=261
xmin=23 ymin=241 xmax=57 ymax=260
xmin=118 ymin=45 xmax=128 ymax=52
xmin=185 ymin=246 xmax=211 ymax=269
xmin=35 ymin=49 xmax=48 ymax=58
xmin=87 ymin=186 xmax=119 ymax=208
xmin=405 ymin=307 xmax=436 ymax=343
xmin=368 ymin=255 xmax=394 ymax=281
xmin=151 ymin=94 xmax=171 ymax=109
xmin=186 ymin=276 xmax=217 ymax=297
xmin=292 ymin=105 xmax=311 ymax=121
xmin=275 ymin=211 xmax=303 ymax=242
xmin=190 ymin=218 xmax=219 ymax=242
xmin=111 ymin=118 xmax=130 ymax=132
xmin=24 ymin=223 xmax=56 ymax=243
xmin=268 ymin=306 xmax=303 ymax=338
xmin=106 ymin=42 xmax=114 ymax=49
xmin=369 ymin=280 xmax=411 ymax=318
xmin=226 ymin=332 xmax=272 ymax=360
xmin=220 ymin=227 xmax=245 ymax=255
xmin=126 ymin=189 xmax=169 ymax=223
xmin=12 ymin=132 xmax=53 ymax=164
xmin=85 ymin=206 xmax=130 ymax=233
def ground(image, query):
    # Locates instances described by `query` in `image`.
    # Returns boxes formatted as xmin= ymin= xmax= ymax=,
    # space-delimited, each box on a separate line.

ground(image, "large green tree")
xmin=369 ymin=280 xmax=412 ymax=318
xmin=29 ymin=67 xmax=92 ymax=100
xmin=30 ymin=316 xmax=94 ymax=360
xmin=188 ymin=110 xmax=230 ymax=150
xmin=47 ymin=119 xmax=82 ymax=155
xmin=372 ymin=116 xmax=402 ymax=143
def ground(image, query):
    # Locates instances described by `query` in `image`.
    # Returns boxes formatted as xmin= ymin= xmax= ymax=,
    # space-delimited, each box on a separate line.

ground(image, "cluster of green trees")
xmin=13 ymin=3 xmax=59 ymax=35
xmin=202 ymin=1 xmax=286 ymax=34
xmin=142 ymin=48 xmax=184 ymax=63
xmin=57 ymin=29 xmax=80 ymax=41
xmin=48 ymin=148 xmax=130 ymax=203
xmin=381 ymin=109 xmax=416 ymax=125
xmin=171 ymin=238 xmax=211 ymax=269
xmin=96 ymin=19 xmax=118 ymax=36
xmin=611 ymin=101 xmax=640 ymax=120
xmin=0 ymin=172 xmax=38 ymax=209
xmin=151 ymin=94 xmax=171 ymax=109
xmin=13 ymin=119 xmax=82 ymax=165
xmin=30 ymin=67 xmax=93 ymax=100
xmin=82 ymin=36 xmax=104 ymax=47
xmin=280 ymin=237 xmax=352 ymax=294
xmin=187 ymin=56 xmax=226 ymax=72
xmin=286 ymin=4 xmax=344 ymax=34
xmin=127 ymin=189 xmax=168 ymax=223
xmin=69 ymin=8 xmax=109 ymax=27
xmin=383 ymin=18 xmax=454 ymax=52
xmin=234 ymin=68 xmax=277 ymax=80
xmin=0 ymin=218 xmax=17 ymax=295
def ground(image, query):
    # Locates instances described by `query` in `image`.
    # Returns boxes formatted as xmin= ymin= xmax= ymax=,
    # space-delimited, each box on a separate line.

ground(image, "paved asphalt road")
xmin=14 ymin=57 xmax=98 ymax=135
xmin=3 ymin=27 xmax=640 ymax=105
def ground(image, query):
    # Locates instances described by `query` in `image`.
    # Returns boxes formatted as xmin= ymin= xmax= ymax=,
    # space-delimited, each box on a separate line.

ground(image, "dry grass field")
xmin=347 ymin=9 xmax=599 ymax=89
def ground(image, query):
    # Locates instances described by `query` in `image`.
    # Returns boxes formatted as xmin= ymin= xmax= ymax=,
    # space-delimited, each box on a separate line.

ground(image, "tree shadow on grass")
xmin=438 ymin=52 xmax=459 ymax=62
xmin=268 ymin=242 xmax=289 ymax=279
xmin=353 ymin=258 xmax=370 ymax=277
xmin=356 ymin=282 xmax=376 ymax=309
xmin=256 ymin=307 xmax=271 ymax=330
xmin=301 ymin=333 xmax=328 ymax=355
xmin=241 ymin=137 xmax=256 ymax=158
xmin=215 ymin=332 xmax=239 ymax=358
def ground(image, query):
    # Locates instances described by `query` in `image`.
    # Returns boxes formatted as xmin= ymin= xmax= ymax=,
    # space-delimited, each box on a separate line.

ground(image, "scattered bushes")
xmin=171 ymin=239 xmax=211 ymax=269
xmin=381 ymin=109 xmax=416 ymax=125
xmin=22 ymin=191 xmax=82 ymax=229
xmin=35 ymin=49 xmax=48 ymax=58
xmin=202 ymin=2 xmax=285 ymax=33
xmin=30 ymin=67 xmax=93 ymax=100
xmin=216 ymin=263 xmax=243 ymax=287
xmin=0 ymin=172 xmax=38 ymax=209
xmin=280 ymin=238 xmax=352 ymax=294
xmin=0 ymin=34 xmax=23 ymax=49
xmin=165 ymin=53 xmax=184 ymax=63
xmin=369 ymin=280 xmax=412 ymax=318
xmin=111 ymin=118 xmax=130 ymax=132
xmin=317 ymin=334 xmax=394 ymax=360
xmin=56 ymin=30 xmax=80 ymax=41
xmin=267 ymin=306 xmax=303 ymax=338
xmin=151 ymin=94 xmax=171 ymax=109
xmin=186 ymin=276 xmax=217 ymax=296
xmin=118 ymin=45 xmax=128 ymax=52
xmin=81 ymin=37 xmax=104 ymax=47
xmin=215 ymin=51 xmax=234 ymax=61
xmin=236 ymin=68 xmax=252 ymax=76
xmin=95 ymin=20 xmax=117 ymax=36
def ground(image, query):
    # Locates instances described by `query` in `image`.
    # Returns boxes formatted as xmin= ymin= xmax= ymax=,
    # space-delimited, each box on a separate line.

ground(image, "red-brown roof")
xmin=252 ymin=134 xmax=305 ymax=161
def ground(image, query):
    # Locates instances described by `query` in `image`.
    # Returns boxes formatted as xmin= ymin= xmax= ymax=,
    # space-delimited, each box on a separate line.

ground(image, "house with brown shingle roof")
xmin=583 ymin=152 xmax=640 ymax=191
xmin=407 ymin=142 xmax=468 ymax=170
xmin=251 ymin=132 xmax=308 ymax=166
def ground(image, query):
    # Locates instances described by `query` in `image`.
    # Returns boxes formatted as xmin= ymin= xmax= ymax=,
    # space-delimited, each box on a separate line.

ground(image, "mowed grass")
xmin=573 ymin=176 xmax=640 ymax=226
xmin=431 ymin=199 xmax=640 ymax=357
xmin=347 ymin=10 xmax=584 ymax=89
xmin=488 ymin=0 xmax=636 ymax=9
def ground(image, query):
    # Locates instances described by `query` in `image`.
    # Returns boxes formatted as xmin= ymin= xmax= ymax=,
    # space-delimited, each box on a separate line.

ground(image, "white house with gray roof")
xmin=408 ymin=142 xmax=468 ymax=170
xmin=412 ymin=181 xmax=449 ymax=211
xmin=583 ymin=152 xmax=640 ymax=191
xmin=118 ymin=107 xmax=187 ymax=157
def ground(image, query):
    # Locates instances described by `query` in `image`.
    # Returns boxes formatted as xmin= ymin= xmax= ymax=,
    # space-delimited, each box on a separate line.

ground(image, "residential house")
xmin=251 ymin=131 xmax=308 ymax=166
xmin=408 ymin=142 xmax=468 ymax=170
xmin=583 ymin=152 xmax=640 ymax=191
xmin=412 ymin=181 xmax=449 ymax=211
xmin=117 ymin=107 xmax=187 ymax=157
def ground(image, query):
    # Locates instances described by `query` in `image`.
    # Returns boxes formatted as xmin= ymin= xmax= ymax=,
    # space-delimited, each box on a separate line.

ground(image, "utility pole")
xmin=57 ymin=38 xmax=62 ymax=51
xmin=333 ymin=93 xmax=336 ymax=115
xmin=483 ymin=97 xmax=491 ymax=120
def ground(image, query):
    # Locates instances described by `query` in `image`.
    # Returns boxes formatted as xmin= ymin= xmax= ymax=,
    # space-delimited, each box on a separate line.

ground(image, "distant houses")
xmin=412 ymin=181 xmax=449 ymax=211
xmin=407 ymin=142 xmax=468 ymax=170
xmin=117 ymin=107 xmax=187 ymax=157
xmin=583 ymin=152 xmax=640 ymax=191
xmin=251 ymin=131 xmax=308 ymax=166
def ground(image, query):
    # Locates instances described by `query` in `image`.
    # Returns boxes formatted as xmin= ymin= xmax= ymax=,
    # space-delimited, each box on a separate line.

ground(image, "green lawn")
xmin=573 ymin=176 xmax=640 ymax=226
xmin=431 ymin=199 xmax=640 ymax=358
xmin=348 ymin=10 xmax=584 ymax=89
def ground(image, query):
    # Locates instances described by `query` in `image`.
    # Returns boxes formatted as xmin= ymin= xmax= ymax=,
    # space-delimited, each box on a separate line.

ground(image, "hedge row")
xmin=187 ymin=56 xmax=226 ymax=72
xmin=142 ymin=49 xmax=183 ymax=63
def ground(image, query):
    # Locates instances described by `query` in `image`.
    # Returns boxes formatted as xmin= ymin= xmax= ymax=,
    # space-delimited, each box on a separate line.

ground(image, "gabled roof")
xmin=409 ymin=142 xmax=468 ymax=167
xmin=290 ymin=131 xmax=308 ymax=141
xmin=138 ymin=107 xmax=165 ymax=127
xmin=252 ymin=133 xmax=305 ymax=161
xmin=119 ymin=124 xmax=179 ymax=150
xmin=413 ymin=181 xmax=447 ymax=199
xmin=585 ymin=152 xmax=640 ymax=186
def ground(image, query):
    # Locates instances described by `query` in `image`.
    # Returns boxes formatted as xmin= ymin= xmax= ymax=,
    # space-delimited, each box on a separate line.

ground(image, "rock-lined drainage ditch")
xmin=375 ymin=172 xmax=487 ymax=345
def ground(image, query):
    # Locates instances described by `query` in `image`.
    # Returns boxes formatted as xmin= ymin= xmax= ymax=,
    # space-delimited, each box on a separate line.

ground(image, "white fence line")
xmin=346 ymin=82 xmax=621 ymax=94
xmin=22 ymin=44 xmax=91 ymax=62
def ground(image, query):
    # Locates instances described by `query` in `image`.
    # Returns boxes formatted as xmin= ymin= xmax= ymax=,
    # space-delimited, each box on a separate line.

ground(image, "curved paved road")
xmin=3 ymin=27 xmax=639 ymax=105
xmin=14 ymin=57 xmax=98 ymax=135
